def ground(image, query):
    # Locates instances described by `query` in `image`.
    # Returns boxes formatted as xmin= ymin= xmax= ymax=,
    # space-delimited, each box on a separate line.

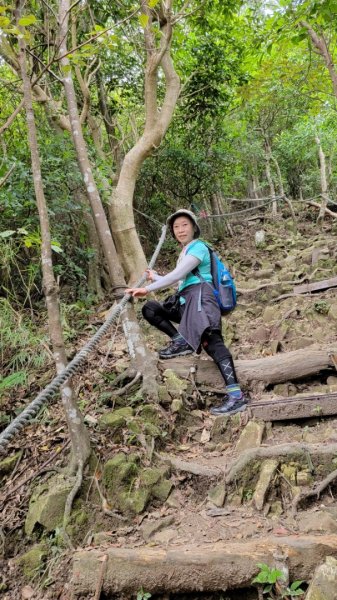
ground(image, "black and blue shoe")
xmin=210 ymin=394 xmax=247 ymax=416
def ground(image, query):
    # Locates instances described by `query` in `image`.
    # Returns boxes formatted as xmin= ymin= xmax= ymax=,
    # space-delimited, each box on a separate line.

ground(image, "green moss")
xmin=25 ymin=477 xmax=74 ymax=535
xmin=140 ymin=467 xmax=163 ymax=487
xmin=102 ymin=453 xmax=138 ymax=490
xmin=16 ymin=543 xmax=48 ymax=579
xmin=138 ymin=404 xmax=159 ymax=424
xmin=99 ymin=407 xmax=134 ymax=429
xmin=152 ymin=479 xmax=173 ymax=502
xmin=144 ymin=422 xmax=161 ymax=437
xmin=0 ymin=451 xmax=21 ymax=477
xmin=163 ymin=369 xmax=187 ymax=395
xmin=118 ymin=488 xmax=150 ymax=515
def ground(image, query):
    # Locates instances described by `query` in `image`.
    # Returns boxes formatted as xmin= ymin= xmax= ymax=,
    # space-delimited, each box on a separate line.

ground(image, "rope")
xmin=202 ymin=195 xmax=285 ymax=219
xmin=134 ymin=207 xmax=163 ymax=228
xmin=0 ymin=225 xmax=167 ymax=455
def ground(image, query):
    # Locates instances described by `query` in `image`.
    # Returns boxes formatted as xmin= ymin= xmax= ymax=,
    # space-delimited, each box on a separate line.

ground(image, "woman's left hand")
xmin=125 ymin=287 xmax=148 ymax=298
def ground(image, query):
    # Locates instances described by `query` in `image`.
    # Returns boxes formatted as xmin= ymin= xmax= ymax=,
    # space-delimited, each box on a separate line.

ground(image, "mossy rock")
xmin=103 ymin=453 xmax=139 ymax=493
xmin=25 ymin=476 xmax=74 ymax=535
xmin=138 ymin=404 xmax=160 ymax=424
xmin=140 ymin=467 xmax=163 ymax=487
xmin=0 ymin=451 xmax=21 ymax=477
xmin=65 ymin=508 xmax=89 ymax=541
xmin=158 ymin=385 xmax=171 ymax=404
xmin=152 ymin=479 xmax=173 ymax=502
xmin=163 ymin=369 xmax=187 ymax=396
xmin=16 ymin=543 xmax=48 ymax=579
xmin=118 ymin=488 xmax=150 ymax=515
xmin=144 ymin=422 xmax=161 ymax=437
xmin=99 ymin=406 xmax=134 ymax=429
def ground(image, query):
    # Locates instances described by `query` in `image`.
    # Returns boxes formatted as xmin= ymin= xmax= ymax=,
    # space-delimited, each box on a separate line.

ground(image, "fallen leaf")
xmin=21 ymin=585 xmax=35 ymax=599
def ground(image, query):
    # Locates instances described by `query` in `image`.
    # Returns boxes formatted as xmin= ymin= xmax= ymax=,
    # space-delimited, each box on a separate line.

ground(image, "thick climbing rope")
xmin=0 ymin=225 xmax=167 ymax=455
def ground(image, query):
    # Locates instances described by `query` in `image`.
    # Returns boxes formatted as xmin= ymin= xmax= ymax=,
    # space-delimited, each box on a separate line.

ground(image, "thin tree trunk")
xmin=109 ymin=0 xmax=180 ymax=283
xmin=270 ymin=154 xmax=297 ymax=227
xmin=57 ymin=0 xmax=125 ymax=288
xmin=264 ymin=140 xmax=277 ymax=216
xmin=16 ymin=3 xmax=90 ymax=470
xmin=315 ymin=135 xmax=330 ymax=223
xmin=300 ymin=20 xmax=337 ymax=99
xmin=74 ymin=187 xmax=104 ymax=299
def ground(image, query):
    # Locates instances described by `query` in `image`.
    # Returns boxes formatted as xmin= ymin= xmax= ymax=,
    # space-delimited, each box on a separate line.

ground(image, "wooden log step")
xmin=72 ymin=535 xmax=337 ymax=597
xmin=160 ymin=348 xmax=337 ymax=386
xmin=294 ymin=276 xmax=337 ymax=295
xmin=249 ymin=392 xmax=337 ymax=421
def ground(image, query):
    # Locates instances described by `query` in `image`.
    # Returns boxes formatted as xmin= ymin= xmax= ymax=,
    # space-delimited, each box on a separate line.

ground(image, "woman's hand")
xmin=145 ymin=269 xmax=156 ymax=282
xmin=125 ymin=287 xmax=148 ymax=298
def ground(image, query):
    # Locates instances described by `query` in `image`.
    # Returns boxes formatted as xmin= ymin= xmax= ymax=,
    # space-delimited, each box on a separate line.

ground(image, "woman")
xmin=125 ymin=209 xmax=246 ymax=416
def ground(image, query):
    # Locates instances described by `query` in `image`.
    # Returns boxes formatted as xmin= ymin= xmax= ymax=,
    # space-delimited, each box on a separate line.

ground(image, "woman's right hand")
xmin=145 ymin=269 xmax=156 ymax=282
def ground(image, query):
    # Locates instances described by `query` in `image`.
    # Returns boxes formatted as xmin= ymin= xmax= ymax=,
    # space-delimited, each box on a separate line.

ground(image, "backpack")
xmin=194 ymin=242 xmax=237 ymax=315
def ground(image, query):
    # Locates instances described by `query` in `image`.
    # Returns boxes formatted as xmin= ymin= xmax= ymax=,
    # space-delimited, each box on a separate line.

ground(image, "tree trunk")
xmin=72 ymin=535 xmax=337 ymax=598
xmin=16 ymin=4 xmax=90 ymax=470
xmin=315 ymin=135 xmax=330 ymax=224
xmin=58 ymin=0 xmax=160 ymax=400
xmin=270 ymin=154 xmax=297 ymax=227
xmin=73 ymin=187 xmax=104 ymax=299
xmin=57 ymin=0 xmax=125 ymax=287
xmin=264 ymin=140 xmax=277 ymax=216
xmin=300 ymin=20 xmax=337 ymax=99
xmin=161 ymin=348 xmax=336 ymax=388
xmin=109 ymin=0 xmax=180 ymax=283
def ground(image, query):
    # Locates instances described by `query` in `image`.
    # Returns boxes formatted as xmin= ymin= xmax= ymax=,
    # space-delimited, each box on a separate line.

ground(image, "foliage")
xmin=252 ymin=563 xmax=305 ymax=599
xmin=136 ymin=587 xmax=152 ymax=600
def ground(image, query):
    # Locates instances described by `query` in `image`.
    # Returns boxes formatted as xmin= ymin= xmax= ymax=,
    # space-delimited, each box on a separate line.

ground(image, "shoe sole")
xmin=159 ymin=350 xmax=194 ymax=359
xmin=210 ymin=404 xmax=247 ymax=417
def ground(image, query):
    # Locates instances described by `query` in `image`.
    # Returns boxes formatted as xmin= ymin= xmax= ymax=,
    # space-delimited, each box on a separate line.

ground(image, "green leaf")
xmin=148 ymin=0 xmax=160 ymax=7
xmin=290 ymin=580 xmax=304 ymax=591
xmin=138 ymin=13 xmax=149 ymax=28
xmin=0 ymin=229 xmax=15 ymax=238
xmin=18 ymin=14 xmax=36 ymax=26
xmin=0 ymin=15 xmax=10 ymax=27
xmin=51 ymin=242 xmax=63 ymax=254
xmin=0 ymin=371 xmax=27 ymax=391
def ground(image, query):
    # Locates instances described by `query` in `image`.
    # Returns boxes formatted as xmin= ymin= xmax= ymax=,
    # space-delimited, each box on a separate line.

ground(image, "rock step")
xmin=72 ymin=534 xmax=337 ymax=597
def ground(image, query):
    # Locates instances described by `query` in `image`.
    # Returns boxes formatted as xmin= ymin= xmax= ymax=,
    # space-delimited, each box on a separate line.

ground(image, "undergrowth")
xmin=0 ymin=298 xmax=50 ymax=377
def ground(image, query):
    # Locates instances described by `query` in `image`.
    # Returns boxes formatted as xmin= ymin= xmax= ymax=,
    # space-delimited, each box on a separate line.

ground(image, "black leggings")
xmin=142 ymin=299 xmax=235 ymax=368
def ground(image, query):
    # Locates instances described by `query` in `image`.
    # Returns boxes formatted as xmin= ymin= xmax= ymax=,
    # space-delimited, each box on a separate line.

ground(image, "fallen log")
xmin=249 ymin=391 xmax=337 ymax=421
xmin=160 ymin=348 xmax=337 ymax=387
xmin=294 ymin=276 xmax=337 ymax=295
xmin=72 ymin=535 xmax=337 ymax=597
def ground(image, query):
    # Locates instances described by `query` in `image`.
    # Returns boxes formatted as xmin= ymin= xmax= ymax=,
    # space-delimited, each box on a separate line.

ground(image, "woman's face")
xmin=173 ymin=216 xmax=195 ymax=245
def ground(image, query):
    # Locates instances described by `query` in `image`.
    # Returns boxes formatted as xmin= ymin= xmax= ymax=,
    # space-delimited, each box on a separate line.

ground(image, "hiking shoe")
xmin=159 ymin=338 xmax=194 ymax=359
xmin=210 ymin=395 xmax=247 ymax=416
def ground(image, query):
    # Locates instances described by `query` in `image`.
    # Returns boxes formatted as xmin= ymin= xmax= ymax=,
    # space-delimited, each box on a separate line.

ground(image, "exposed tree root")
xmin=225 ymin=443 xmax=337 ymax=484
xmin=121 ymin=305 xmax=159 ymax=401
xmin=112 ymin=368 xmax=137 ymax=388
xmin=62 ymin=460 xmax=84 ymax=548
xmin=113 ymin=371 xmax=142 ymax=396
xmin=292 ymin=467 xmax=337 ymax=515
xmin=158 ymin=453 xmax=222 ymax=477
